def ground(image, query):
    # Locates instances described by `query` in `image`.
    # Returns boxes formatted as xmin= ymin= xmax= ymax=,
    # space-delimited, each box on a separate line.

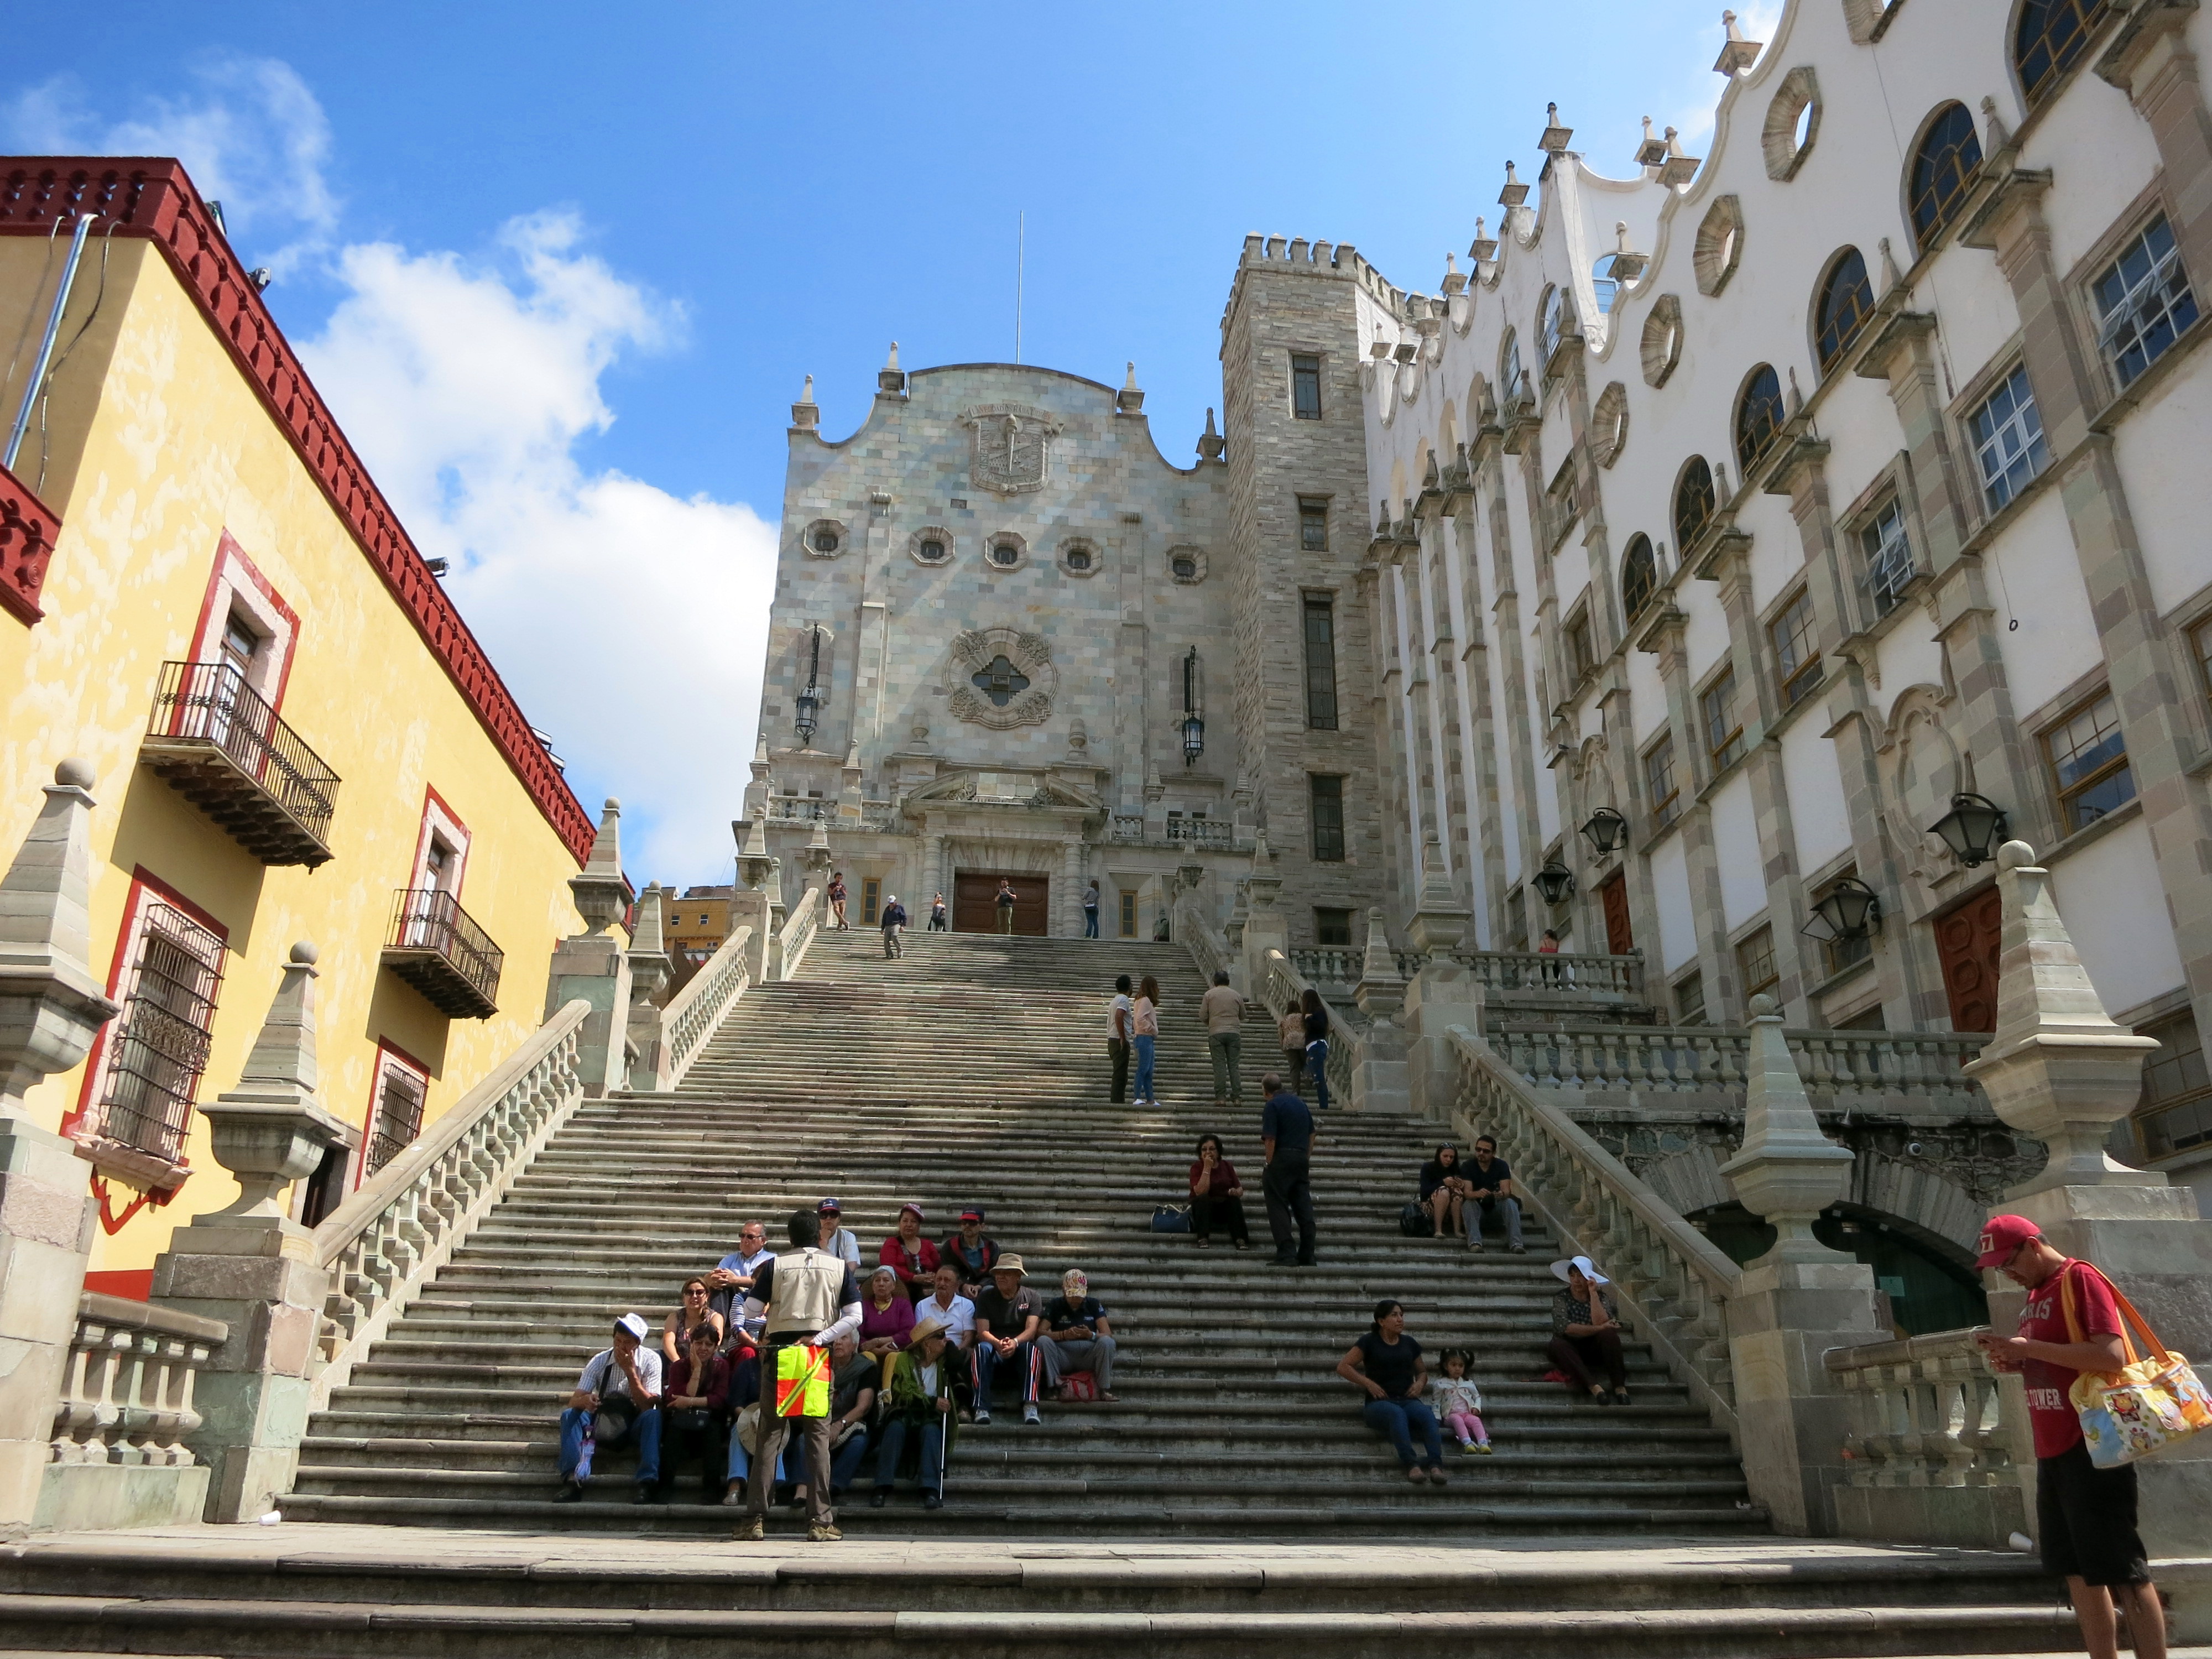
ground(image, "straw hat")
xmin=1548 ymin=1254 xmax=1609 ymax=1286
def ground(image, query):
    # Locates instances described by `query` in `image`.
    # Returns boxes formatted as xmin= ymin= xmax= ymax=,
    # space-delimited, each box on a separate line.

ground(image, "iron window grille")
xmin=1771 ymin=589 xmax=1824 ymax=707
xmin=1908 ymin=103 xmax=1983 ymax=251
xmin=97 ymin=900 xmax=226 ymax=1165
xmin=1303 ymin=597 xmax=1340 ymax=730
xmin=367 ymin=1057 xmax=429 ymax=1176
xmin=1291 ymin=354 xmax=1323 ymax=420
xmin=1702 ymin=667 xmax=1747 ymax=772
xmin=2094 ymin=215 xmax=2199 ymax=390
xmin=1645 ymin=735 xmax=1681 ymax=832
xmin=2043 ymin=689 xmax=2137 ymax=832
xmin=1298 ymin=497 xmax=1329 ymax=551
xmin=1310 ymin=775 xmax=1347 ymax=863
xmin=1970 ymin=366 xmax=2051 ymax=512
xmin=1859 ymin=499 xmax=1915 ymax=620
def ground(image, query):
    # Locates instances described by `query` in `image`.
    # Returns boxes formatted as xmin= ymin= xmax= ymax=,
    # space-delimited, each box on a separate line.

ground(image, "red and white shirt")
xmin=2017 ymin=1259 xmax=2122 ymax=1459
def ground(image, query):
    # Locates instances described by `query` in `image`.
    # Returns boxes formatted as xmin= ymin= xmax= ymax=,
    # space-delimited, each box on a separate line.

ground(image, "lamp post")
xmin=1578 ymin=807 xmax=1629 ymax=857
xmin=1181 ymin=648 xmax=1204 ymax=766
xmin=1803 ymin=875 xmax=1881 ymax=943
xmin=1927 ymin=792 xmax=2008 ymax=867
xmin=794 ymin=624 xmax=823 ymax=748
xmin=1532 ymin=857 xmax=1577 ymax=907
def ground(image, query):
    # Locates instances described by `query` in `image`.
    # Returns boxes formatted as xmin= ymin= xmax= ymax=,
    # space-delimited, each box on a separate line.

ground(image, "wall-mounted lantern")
xmin=1578 ymin=807 xmax=1629 ymax=857
xmin=794 ymin=624 xmax=824 ymax=747
xmin=1927 ymin=792 xmax=2008 ymax=868
xmin=1803 ymin=875 xmax=1881 ymax=943
xmin=1532 ymin=857 xmax=1577 ymax=906
xmin=1181 ymin=648 xmax=1204 ymax=766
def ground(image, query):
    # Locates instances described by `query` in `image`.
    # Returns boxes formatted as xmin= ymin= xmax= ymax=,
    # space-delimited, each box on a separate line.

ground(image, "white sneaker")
xmin=973 ymin=1408 xmax=992 ymax=1426
xmin=1022 ymin=1404 xmax=1041 ymax=1425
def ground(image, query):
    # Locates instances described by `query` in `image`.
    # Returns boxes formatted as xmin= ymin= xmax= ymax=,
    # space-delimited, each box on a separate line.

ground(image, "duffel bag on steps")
xmin=1151 ymin=1204 xmax=1191 ymax=1233
xmin=1399 ymin=1202 xmax=1434 ymax=1238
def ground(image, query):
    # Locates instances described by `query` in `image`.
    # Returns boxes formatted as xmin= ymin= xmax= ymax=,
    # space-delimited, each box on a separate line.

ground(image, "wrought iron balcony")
xmin=379 ymin=888 xmax=503 ymax=1019
xmin=140 ymin=661 xmax=340 ymax=866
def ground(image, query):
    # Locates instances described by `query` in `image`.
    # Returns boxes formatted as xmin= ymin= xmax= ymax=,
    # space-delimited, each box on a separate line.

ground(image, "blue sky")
xmin=8 ymin=0 xmax=1773 ymax=883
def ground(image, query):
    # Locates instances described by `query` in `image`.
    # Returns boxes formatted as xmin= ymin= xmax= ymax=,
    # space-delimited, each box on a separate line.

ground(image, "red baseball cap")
xmin=1974 ymin=1214 xmax=2042 ymax=1270
xmin=959 ymin=1208 xmax=985 ymax=1222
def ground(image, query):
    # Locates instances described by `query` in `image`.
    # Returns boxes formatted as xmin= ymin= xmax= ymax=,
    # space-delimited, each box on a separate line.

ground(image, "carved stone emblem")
xmin=946 ymin=627 xmax=1057 ymax=729
xmin=961 ymin=404 xmax=1061 ymax=496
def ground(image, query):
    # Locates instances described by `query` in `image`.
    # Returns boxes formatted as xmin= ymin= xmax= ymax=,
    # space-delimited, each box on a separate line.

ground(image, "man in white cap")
xmin=734 ymin=1208 xmax=862 ymax=1541
xmin=880 ymin=893 xmax=908 ymax=957
xmin=1546 ymin=1255 xmax=1629 ymax=1406
xmin=555 ymin=1312 xmax=664 ymax=1503
xmin=1041 ymin=1268 xmax=1118 ymax=1404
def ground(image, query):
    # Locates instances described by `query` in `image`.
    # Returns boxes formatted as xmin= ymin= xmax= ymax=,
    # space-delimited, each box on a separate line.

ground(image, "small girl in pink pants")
xmin=1432 ymin=1349 xmax=1490 ymax=1452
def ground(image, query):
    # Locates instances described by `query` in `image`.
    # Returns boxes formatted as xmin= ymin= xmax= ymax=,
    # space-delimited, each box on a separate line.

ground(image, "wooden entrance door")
xmin=953 ymin=872 xmax=1051 ymax=935
xmin=1598 ymin=870 xmax=1632 ymax=955
xmin=1934 ymin=884 xmax=2002 ymax=1032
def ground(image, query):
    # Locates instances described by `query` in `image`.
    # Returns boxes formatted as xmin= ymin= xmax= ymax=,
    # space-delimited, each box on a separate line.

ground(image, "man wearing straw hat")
xmin=733 ymin=1208 xmax=861 ymax=1542
xmin=870 ymin=1314 xmax=957 ymax=1510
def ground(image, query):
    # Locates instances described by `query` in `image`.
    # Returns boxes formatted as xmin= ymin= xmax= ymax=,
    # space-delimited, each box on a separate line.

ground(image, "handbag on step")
xmin=1150 ymin=1204 xmax=1191 ymax=1233
xmin=2061 ymin=1262 xmax=2212 ymax=1468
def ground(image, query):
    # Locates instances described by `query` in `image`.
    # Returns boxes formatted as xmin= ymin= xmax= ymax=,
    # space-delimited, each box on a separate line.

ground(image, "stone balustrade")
xmin=776 ymin=886 xmax=820 ymax=982
xmin=1263 ymin=948 xmax=1359 ymax=1108
xmin=1287 ymin=946 xmax=1361 ymax=986
xmin=1447 ymin=1027 xmax=1742 ymax=1430
xmin=1824 ymin=1326 xmax=2031 ymax=1548
xmin=309 ymin=1001 xmax=589 ymax=1406
xmin=1176 ymin=893 xmax=1233 ymax=987
xmin=49 ymin=1293 xmax=226 ymax=1471
xmin=1109 ymin=815 xmax=1145 ymax=843
xmin=1490 ymin=1021 xmax=1987 ymax=1113
xmin=660 ymin=923 xmax=755 ymax=1085
xmin=1443 ymin=948 xmax=1645 ymax=999
xmin=1165 ymin=817 xmax=1234 ymax=849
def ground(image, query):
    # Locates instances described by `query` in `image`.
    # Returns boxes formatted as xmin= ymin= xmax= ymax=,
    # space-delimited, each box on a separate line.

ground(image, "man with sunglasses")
xmin=1973 ymin=1214 xmax=2167 ymax=1659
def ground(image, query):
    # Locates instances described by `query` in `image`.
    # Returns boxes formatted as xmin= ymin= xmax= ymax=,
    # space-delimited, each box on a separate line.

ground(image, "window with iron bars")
xmin=367 ymin=1053 xmax=430 ymax=1176
xmin=97 ymin=900 xmax=226 ymax=1165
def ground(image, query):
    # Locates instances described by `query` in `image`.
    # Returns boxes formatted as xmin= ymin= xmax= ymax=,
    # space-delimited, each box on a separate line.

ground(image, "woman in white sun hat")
xmin=1547 ymin=1254 xmax=1630 ymax=1407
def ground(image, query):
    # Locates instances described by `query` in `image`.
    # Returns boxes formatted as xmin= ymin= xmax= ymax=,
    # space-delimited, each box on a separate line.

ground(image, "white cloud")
xmin=300 ymin=217 xmax=776 ymax=885
xmin=4 ymin=56 xmax=339 ymax=272
xmin=1661 ymin=1 xmax=1787 ymax=155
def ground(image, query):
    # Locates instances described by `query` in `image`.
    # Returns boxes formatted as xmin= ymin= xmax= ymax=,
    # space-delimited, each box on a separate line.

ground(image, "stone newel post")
xmin=1349 ymin=909 xmax=1411 ymax=1113
xmin=1961 ymin=840 xmax=2211 ymax=1556
xmin=543 ymin=799 xmax=634 ymax=1098
xmin=1239 ymin=834 xmax=1287 ymax=996
xmin=0 ymin=760 xmax=119 ymax=1528
xmin=730 ymin=811 xmax=774 ymax=986
xmin=1402 ymin=833 xmax=1480 ymax=1123
xmin=624 ymin=885 xmax=674 ymax=1092
xmin=1719 ymin=992 xmax=1884 ymax=1535
xmin=153 ymin=941 xmax=347 ymax=1522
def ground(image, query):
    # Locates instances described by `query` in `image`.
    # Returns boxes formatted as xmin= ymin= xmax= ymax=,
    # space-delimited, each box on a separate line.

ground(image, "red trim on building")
xmin=83 ymin=1267 xmax=156 ymax=1302
xmin=0 ymin=158 xmax=593 ymax=865
xmin=0 ymin=456 xmax=60 ymax=624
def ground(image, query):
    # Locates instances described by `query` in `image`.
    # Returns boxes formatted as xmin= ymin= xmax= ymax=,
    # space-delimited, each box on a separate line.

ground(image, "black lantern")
xmin=1181 ymin=648 xmax=1204 ymax=766
xmin=1927 ymin=792 xmax=2008 ymax=867
xmin=1532 ymin=857 xmax=1577 ymax=906
xmin=1579 ymin=806 xmax=1629 ymax=856
xmin=794 ymin=624 xmax=823 ymax=747
xmin=1804 ymin=875 xmax=1881 ymax=943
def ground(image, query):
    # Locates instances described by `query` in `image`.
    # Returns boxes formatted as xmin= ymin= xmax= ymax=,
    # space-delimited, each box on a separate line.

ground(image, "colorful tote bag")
xmin=774 ymin=1342 xmax=831 ymax=1418
xmin=2062 ymin=1262 xmax=2212 ymax=1468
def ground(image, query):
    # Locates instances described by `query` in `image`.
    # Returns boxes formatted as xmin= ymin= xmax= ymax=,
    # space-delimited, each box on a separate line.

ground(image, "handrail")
xmin=1287 ymin=946 xmax=1361 ymax=985
xmin=1262 ymin=947 xmax=1360 ymax=1109
xmin=1444 ymin=948 xmax=1644 ymax=998
xmin=1490 ymin=1021 xmax=1988 ymax=1108
xmin=1826 ymin=1327 xmax=2028 ymax=1505
xmin=777 ymin=886 xmax=821 ymax=982
xmin=1446 ymin=1024 xmax=1743 ymax=1437
xmin=661 ymin=921 xmax=755 ymax=1085
xmin=309 ymin=1000 xmax=589 ymax=1408
xmin=1175 ymin=888 xmax=1233 ymax=988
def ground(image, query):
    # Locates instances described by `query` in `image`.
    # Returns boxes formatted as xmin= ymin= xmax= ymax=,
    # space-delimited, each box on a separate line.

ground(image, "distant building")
xmin=661 ymin=884 xmax=734 ymax=974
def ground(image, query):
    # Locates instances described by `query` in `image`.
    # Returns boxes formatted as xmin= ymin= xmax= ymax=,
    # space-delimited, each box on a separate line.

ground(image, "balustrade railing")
xmin=661 ymin=922 xmax=755 ymax=1084
xmin=381 ymin=886 xmax=504 ymax=1018
xmin=766 ymin=796 xmax=828 ymax=822
xmin=776 ymin=888 xmax=820 ymax=982
xmin=310 ymin=1001 xmax=589 ymax=1406
xmin=1109 ymin=815 xmax=1145 ymax=843
xmin=1287 ymin=946 xmax=1362 ymax=985
xmin=1175 ymin=889 xmax=1232 ymax=986
xmin=1489 ymin=1021 xmax=1986 ymax=1109
xmin=1165 ymin=817 xmax=1233 ymax=849
xmin=1264 ymin=948 xmax=1362 ymax=1108
xmin=1827 ymin=1328 xmax=2027 ymax=1500
xmin=1448 ymin=1027 xmax=1741 ymax=1432
xmin=49 ymin=1293 xmax=227 ymax=1470
xmin=1447 ymin=948 xmax=1644 ymax=998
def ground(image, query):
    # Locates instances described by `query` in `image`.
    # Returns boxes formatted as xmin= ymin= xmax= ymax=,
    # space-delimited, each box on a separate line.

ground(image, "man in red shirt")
xmin=1973 ymin=1214 xmax=2168 ymax=1659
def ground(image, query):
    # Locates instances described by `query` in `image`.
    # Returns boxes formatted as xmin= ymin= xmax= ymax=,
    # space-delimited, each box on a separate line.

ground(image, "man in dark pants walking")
xmin=733 ymin=1209 xmax=861 ymax=1543
xmin=1108 ymin=975 xmax=1134 ymax=1104
xmin=1260 ymin=1072 xmax=1317 ymax=1267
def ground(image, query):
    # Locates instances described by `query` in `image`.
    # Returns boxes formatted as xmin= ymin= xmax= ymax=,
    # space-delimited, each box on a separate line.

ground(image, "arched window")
xmin=1621 ymin=534 xmax=1658 ymax=623
xmin=1499 ymin=330 xmax=1524 ymax=402
xmin=1909 ymin=102 xmax=1984 ymax=250
xmin=1736 ymin=365 xmax=1786 ymax=472
xmin=1592 ymin=254 xmax=1622 ymax=315
xmin=2016 ymin=0 xmax=2109 ymax=105
xmin=1674 ymin=458 xmax=1717 ymax=549
xmin=1538 ymin=286 xmax=1567 ymax=363
xmin=1815 ymin=249 xmax=1877 ymax=370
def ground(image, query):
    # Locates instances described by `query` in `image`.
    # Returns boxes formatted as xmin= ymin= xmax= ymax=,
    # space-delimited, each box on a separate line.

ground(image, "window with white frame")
xmin=1969 ymin=366 xmax=2050 ymax=512
xmin=1858 ymin=498 xmax=1915 ymax=620
xmin=2043 ymin=688 xmax=2137 ymax=832
xmin=2094 ymin=215 xmax=2199 ymax=390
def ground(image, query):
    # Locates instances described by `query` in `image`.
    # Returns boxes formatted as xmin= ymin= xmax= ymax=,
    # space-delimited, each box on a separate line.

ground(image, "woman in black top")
xmin=1301 ymin=988 xmax=1332 ymax=1110
xmin=1335 ymin=1298 xmax=1446 ymax=1483
xmin=1419 ymin=1146 xmax=1477 ymax=1240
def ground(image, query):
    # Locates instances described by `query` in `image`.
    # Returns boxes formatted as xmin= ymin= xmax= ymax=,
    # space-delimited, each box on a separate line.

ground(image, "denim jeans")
xmin=1083 ymin=907 xmax=1099 ymax=937
xmin=1306 ymin=1040 xmax=1331 ymax=1109
xmin=1362 ymin=1397 xmax=1444 ymax=1470
xmin=873 ymin=1416 xmax=947 ymax=1493
xmin=725 ymin=1436 xmax=789 ymax=1484
xmin=560 ymin=1402 xmax=661 ymax=1485
xmin=1471 ymin=1193 xmax=1524 ymax=1248
xmin=1133 ymin=1033 xmax=1156 ymax=1102
xmin=830 ymin=1426 xmax=872 ymax=1493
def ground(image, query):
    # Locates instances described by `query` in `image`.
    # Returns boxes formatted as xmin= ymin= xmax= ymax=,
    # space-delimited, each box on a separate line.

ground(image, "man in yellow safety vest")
xmin=734 ymin=1207 xmax=860 ymax=1541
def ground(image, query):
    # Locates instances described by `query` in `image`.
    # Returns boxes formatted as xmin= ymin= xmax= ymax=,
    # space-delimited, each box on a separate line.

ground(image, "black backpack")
xmin=1399 ymin=1202 xmax=1434 ymax=1238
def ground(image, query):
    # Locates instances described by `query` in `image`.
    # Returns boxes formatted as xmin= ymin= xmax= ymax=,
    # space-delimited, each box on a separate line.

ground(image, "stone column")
xmin=731 ymin=812 xmax=775 ymax=984
xmin=154 ymin=942 xmax=348 ymax=1521
xmin=1241 ymin=835 xmax=1289 ymax=994
xmin=1962 ymin=839 xmax=2212 ymax=1556
xmin=1350 ymin=907 xmax=1412 ymax=1113
xmin=624 ymin=886 xmax=674 ymax=1092
xmin=1061 ymin=839 xmax=1084 ymax=938
xmin=1401 ymin=835 xmax=1480 ymax=1123
xmin=542 ymin=799 xmax=634 ymax=1098
xmin=918 ymin=831 xmax=943 ymax=920
xmin=0 ymin=760 xmax=119 ymax=1529
xmin=1719 ymin=993 xmax=1885 ymax=1535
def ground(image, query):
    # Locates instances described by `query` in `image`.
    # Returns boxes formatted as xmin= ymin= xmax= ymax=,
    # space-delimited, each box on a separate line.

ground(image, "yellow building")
xmin=0 ymin=157 xmax=595 ymax=1293
xmin=660 ymin=883 xmax=733 ymax=969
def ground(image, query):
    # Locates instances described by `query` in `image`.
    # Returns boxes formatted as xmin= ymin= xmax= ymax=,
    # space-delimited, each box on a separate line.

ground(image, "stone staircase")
xmin=0 ymin=928 xmax=2088 ymax=1655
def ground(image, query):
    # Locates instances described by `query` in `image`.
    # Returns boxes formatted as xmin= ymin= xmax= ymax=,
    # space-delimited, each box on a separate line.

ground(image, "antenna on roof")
xmin=1015 ymin=210 xmax=1025 ymax=365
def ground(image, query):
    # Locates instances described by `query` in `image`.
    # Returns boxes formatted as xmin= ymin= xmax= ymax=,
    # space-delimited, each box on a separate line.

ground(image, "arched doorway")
xmin=1690 ymin=1202 xmax=1986 ymax=1337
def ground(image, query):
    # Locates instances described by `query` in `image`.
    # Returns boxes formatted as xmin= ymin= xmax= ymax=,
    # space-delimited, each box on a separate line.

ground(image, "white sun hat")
xmin=1548 ymin=1254 xmax=1609 ymax=1286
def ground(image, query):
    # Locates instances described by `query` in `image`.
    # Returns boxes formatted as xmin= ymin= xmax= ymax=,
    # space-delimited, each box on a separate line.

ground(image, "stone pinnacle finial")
xmin=1197 ymin=406 xmax=1225 ymax=462
xmin=1445 ymin=250 xmax=1457 ymax=273
xmin=886 ymin=341 xmax=900 ymax=372
xmin=1718 ymin=993 xmax=1855 ymax=1265
xmin=200 ymin=942 xmax=346 ymax=1223
xmin=1980 ymin=95 xmax=2013 ymax=152
xmin=0 ymin=759 xmax=118 ymax=1119
xmin=878 ymin=343 xmax=906 ymax=396
xmin=1616 ymin=221 xmax=1631 ymax=254
xmin=569 ymin=797 xmax=631 ymax=936
xmin=792 ymin=374 xmax=820 ymax=430
xmin=1715 ymin=7 xmax=1764 ymax=73
xmin=629 ymin=885 xmax=665 ymax=956
xmin=801 ymin=373 xmax=815 ymax=400
xmin=1787 ymin=364 xmax=1804 ymax=415
xmin=1117 ymin=361 xmax=1146 ymax=416
xmin=1499 ymin=162 xmax=1528 ymax=210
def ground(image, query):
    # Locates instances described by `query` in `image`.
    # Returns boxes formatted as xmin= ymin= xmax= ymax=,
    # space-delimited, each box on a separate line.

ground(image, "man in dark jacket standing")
xmin=881 ymin=893 xmax=908 ymax=958
xmin=1260 ymin=1072 xmax=1317 ymax=1268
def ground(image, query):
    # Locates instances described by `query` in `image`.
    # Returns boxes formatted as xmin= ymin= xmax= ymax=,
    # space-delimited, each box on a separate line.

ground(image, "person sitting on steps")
xmin=1464 ymin=1136 xmax=1526 ymax=1255
xmin=662 ymin=1276 xmax=726 ymax=1373
xmin=1547 ymin=1254 xmax=1630 ymax=1406
xmin=1041 ymin=1268 xmax=1118 ymax=1404
xmin=971 ymin=1254 xmax=1049 ymax=1425
xmin=1418 ymin=1146 xmax=1477 ymax=1242
xmin=871 ymin=1316 xmax=956 ymax=1510
xmin=555 ymin=1313 xmax=664 ymax=1504
xmin=940 ymin=1208 xmax=1000 ymax=1298
xmin=878 ymin=1201 xmax=940 ymax=1302
xmin=707 ymin=1221 xmax=774 ymax=1340
xmin=1337 ymin=1298 xmax=1447 ymax=1485
xmin=660 ymin=1320 xmax=732 ymax=1503
xmin=1432 ymin=1348 xmax=1491 ymax=1454
xmin=815 ymin=1197 xmax=863 ymax=1271
xmin=1188 ymin=1131 xmax=1251 ymax=1250
xmin=857 ymin=1265 xmax=915 ymax=1373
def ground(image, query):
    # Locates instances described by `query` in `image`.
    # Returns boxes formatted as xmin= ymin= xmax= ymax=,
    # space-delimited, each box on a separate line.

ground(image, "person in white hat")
xmin=555 ymin=1312 xmax=664 ymax=1504
xmin=971 ymin=1254 xmax=1049 ymax=1425
xmin=1546 ymin=1255 xmax=1630 ymax=1406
